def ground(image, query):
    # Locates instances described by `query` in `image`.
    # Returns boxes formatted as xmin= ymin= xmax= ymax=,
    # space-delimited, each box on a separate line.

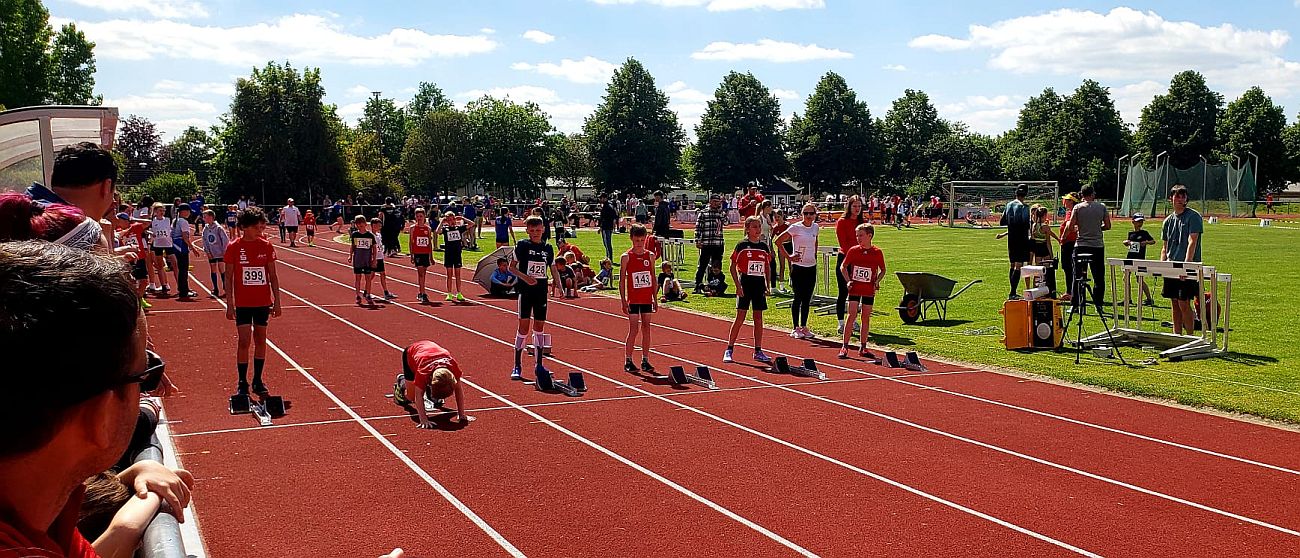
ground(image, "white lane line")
xmin=282 ymin=253 xmax=1300 ymax=538
xmin=277 ymin=260 xmax=1100 ymax=557
xmin=300 ymin=244 xmax=1300 ymax=477
xmin=186 ymin=276 xmax=527 ymax=557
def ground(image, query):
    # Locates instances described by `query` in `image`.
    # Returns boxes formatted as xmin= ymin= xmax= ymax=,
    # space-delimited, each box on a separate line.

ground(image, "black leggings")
xmin=790 ymin=265 xmax=817 ymax=327
xmin=835 ymin=253 xmax=848 ymax=320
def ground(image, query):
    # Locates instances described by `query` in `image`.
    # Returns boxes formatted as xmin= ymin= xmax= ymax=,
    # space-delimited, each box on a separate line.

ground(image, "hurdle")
xmin=1076 ymin=258 xmax=1232 ymax=361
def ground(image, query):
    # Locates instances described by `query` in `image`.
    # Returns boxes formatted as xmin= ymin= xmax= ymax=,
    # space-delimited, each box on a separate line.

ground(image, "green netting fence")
xmin=1121 ymin=161 xmax=1257 ymax=218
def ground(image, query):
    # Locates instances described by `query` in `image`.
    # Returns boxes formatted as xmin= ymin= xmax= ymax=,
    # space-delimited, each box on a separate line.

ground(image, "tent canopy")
xmin=0 ymin=106 xmax=119 ymax=192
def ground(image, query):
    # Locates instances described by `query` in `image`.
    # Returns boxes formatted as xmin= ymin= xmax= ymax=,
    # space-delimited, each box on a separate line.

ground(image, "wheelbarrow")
xmin=895 ymin=272 xmax=982 ymax=324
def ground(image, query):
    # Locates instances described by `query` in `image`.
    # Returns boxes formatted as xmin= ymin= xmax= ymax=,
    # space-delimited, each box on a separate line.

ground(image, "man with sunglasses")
xmin=0 ymin=241 xmax=191 ymax=557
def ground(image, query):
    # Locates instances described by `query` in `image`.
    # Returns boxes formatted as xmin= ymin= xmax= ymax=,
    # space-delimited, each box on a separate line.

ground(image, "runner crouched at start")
xmin=394 ymin=340 xmax=474 ymax=429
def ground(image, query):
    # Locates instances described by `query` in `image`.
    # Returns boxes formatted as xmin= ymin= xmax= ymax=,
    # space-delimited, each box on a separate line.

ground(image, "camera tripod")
xmin=1061 ymin=253 xmax=1127 ymax=365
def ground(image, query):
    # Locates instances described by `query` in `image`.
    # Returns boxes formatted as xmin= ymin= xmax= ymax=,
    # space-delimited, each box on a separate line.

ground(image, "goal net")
xmin=944 ymin=181 xmax=1059 ymax=228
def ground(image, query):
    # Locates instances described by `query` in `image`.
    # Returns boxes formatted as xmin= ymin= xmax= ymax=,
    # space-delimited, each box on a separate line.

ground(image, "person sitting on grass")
xmin=658 ymin=262 xmax=687 ymax=302
xmin=838 ymin=223 xmax=885 ymax=360
xmin=489 ymin=258 xmax=518 ymax=296
xmin=393 ymin=340 xmax=474 ymax=429
xmin=704 ymin=263 xmax=728 ymax=297
xmin=567 ymin=252 xmax=595 ymax=289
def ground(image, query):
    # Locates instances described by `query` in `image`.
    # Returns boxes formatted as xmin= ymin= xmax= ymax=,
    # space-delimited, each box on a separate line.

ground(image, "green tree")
xmin=693 ymin=71 xmax=787 ymax=193
xmin=882 ymin=89 xmax=950 ymax=189
xmin=116 ymin=114 xmax=162 ymax=177
xmin=405 ymin=82 xmax=452 ymax=125
xmin=1136 ymin=70 xmax=1223 ymax=168
xmin=548 ymin=132 xmax=593 ymax=198
xmin=584 ymin=58 xmax=685 ymax=196
xmin=345 ymin=130 xmax=400 ymax=200
xmin=403 ymin=109 xmax=472 ymax=199
xmin=1283 ymin=115 xmax=1300 ymax=188
xmin=679 ymin=142 xmax=698 ymax=186
xmin=926 ymin=125 xmax=1001 ymax=187
xmin=998 ymin=88 xmax=1064 ymax=181
xmin=785 ymin=72 xmax=880 ymax=194
xmin=1056 ymin=80 xmax=1129 ymax=195
xmin=212 ymin=62 xmax=348 ymax=205
xmin=47 ymin=23 xmax=99 ymax=105
xmin=0 ymin=0 xmax=52 ymax=108
xmin=120 ymin=171 xmax=200 ymax=206
xmin=466 ymin=96 xmax=553 ymax=200
xmin=159 ymin=126 xmax=215 ymax=178
xmin=358 ymin=94 xmax=407 ymax=166
xmin=1217 ymin=86 xmax=1287 ymax=190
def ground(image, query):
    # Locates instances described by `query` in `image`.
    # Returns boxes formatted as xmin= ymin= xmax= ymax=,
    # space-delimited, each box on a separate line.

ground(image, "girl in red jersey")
xmin=723 ymin=216 xmax=773 ymax=364
xmin=619 ymin=224 xmax=660 ymax=374
xmin=408 ymin=208 xmax=435 ymax=303
xmin=222 ymin=207 xmax=283 ymax=396
xmin=393 ymin=340 xmax=474 ymax=429
xmin=837 ymin=223 xmax=885 ymax=360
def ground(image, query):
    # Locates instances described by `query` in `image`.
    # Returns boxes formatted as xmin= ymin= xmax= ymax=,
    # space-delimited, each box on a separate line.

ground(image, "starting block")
xmin=668 ymin=365 xmax=718 ymax=389
xmin=773 ymin=356 xmax=826 ymax=380
xmin=423 ymin=396 xmax=445 ymax=413
xmin=526 ymin=333 xmax=553 ymax=356
xmin=535 ymin=369 xmax=586 ymax=397
xmin=883 ymin=351 xmax=903 ymax=368
xmin=229 ymin=394 xmax=286 ymax=427
xmin=904 ymin=351 xmax=928 ymax=372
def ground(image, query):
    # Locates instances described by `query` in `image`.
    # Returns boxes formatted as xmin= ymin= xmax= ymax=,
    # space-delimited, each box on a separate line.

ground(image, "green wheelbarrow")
xmin=895 ymin=272 xmax=982 ymax=324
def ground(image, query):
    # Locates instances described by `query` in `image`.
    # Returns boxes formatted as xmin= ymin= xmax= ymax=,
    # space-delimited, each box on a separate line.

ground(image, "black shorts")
xmin=401 ymin=346 xmax=414 ymax=381
xmin=411 ymin=253 xmax=432 ymax=267
xmin=737 ymin=287 xmax=768 ymax=312
xmin=208 ymin=257 xmax=223 ymax=264
xmin=374 ymin=260 xmax=386 ymax=273
xmin=235 ymin=306 xmax=271 ymax=326
xmin=354 ymin=265 xmax=374 ymax=275
xmin=305 ymin=226 xmax=315 ymax=235
xmin=847 ymin=295 xmax=875 ymax=306
xmin=1007 ymin=239 xmax=1030 ymax=263
xmin=131 ymin=260 xmax=148 ymax=280
xmin=1163 ymin=278 xmax=1198 ymax=301
xmin=444 ymin=249 xmax=462 ymax=268
xmin=518 ymin=284 xmax=548 ymax=321
xmin=286 ymin=226 xmax=299 ymax=234
xmin=152 ymin=247 xmax=175 ymax=256
xmin=628 ymin=303 xmax=655 ymax=314
xmin=1031 ymin=240 xmax=1052 ymax=259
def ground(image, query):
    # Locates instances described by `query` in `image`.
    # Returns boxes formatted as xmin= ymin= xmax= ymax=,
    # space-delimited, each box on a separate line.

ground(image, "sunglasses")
xmin=127 ymin=350 xmax=166 ymax=392
xmin=802 ymin=212 xmax=817 ymax=216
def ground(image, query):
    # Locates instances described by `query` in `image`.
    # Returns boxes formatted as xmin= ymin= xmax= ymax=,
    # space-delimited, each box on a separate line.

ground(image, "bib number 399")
xmin=243 ymin=266 xmax=267 ymax=286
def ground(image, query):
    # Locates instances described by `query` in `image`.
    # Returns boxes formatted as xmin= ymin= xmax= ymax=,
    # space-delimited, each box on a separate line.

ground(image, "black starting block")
xmin=535 ymin=369 xmax=586 ymax=397
xmin=773 ymin=356 xmax=826 ymax=380
xmin=526 ymin=333 xmax=553 ymax=356
xmin=668 ymin=365 xmax=718 ymax=389
xmin=229 ymin=394 xmax=286 ymax=427
xmin=904 ymin=351 xmax=928 ymax=372
xmin=883 ymin=351 xmax=903 ymax=368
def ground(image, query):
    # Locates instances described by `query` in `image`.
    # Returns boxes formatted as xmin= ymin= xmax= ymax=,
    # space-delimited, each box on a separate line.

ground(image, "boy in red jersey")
xmin=619 ymin=224 xmax=659 ymax=374
xmin=408 ymin=208 xmax=435 ymax=303
xmin=302 ymin=209 xmax=316 ymax=246
xmin=723 ymin=216 xmax=773 ymax=364
xmin=222 ymin=207 xmax=283 ymax=395
xmin=394 ymin=340 xmax=474 ymax=429
xmin=838 ymin=223 xmax=885 ymax=359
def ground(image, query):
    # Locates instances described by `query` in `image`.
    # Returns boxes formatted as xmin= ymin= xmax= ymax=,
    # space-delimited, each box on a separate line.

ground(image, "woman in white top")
xmin=774 ymin=202 xmax=820 ymax=339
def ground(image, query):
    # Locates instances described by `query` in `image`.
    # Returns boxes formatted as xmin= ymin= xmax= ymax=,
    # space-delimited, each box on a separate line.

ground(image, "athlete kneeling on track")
xmin=394 ymin=340 xmax=474 ymax=429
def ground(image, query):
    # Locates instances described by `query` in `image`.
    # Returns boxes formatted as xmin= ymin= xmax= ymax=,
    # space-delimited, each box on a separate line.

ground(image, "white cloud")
xmin=105 ymin=93 xmax=219 ymax=139
xmin=154 ymin=118 xmax=213 ymax=139
xmin=881 ymin=64 xmax=907 ymax=72
xmin=1111 ymin=80 xmax=1166 ymax=126
xmin=152 ymin=79 xmax=234 ymax=96
xmin=455 ymin=86 xmax=591 ymax=132
xmin=540 ymin=102 xmax=595 ymax=133
xmin=336 ymin=102 xmax=366 ymax=124
xmin=691 ymin=39 xmax=852 ymax=63
xmin=64 ymin=0 xmax=208 ymax=19
xmin=771 ymin=88 xmax=799 ymax=100
xmin=662 ymin=82 xmax=712 ymax=136
xmin=58 ymin=14 xmax=498 ymax=66
xmin=665 ymin=81 xmax=712 ymax=103
xmin=908 ymin=7 xmax=1300 ymax=96
xmin=480 ymin=27 xmax=496 ymax=34
xmin=522 ymin=30 xmax=556 ymax=44
xmin=589 ymin=0 xmax=823 ymax=11
xmin=511 ymin=56 xmax=617 ymax=84
xmin=937 ymin=95 xmax=1022 ymax=135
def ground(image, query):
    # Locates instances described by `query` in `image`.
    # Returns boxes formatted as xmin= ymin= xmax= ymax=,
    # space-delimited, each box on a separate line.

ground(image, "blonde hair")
xmin=744 ymin=215 xmax=762 ymax=231
xmin=429 ymin=367 xmax=456 ymax=400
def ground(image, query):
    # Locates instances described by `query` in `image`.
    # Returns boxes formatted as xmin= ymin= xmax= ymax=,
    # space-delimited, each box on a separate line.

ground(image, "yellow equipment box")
xmin=1001 ymin=299 xmax=1063 ymax=350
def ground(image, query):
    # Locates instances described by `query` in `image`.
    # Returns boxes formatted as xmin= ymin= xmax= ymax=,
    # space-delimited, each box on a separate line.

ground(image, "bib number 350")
xmin=243 ymin=266 xmax=267 ymax=286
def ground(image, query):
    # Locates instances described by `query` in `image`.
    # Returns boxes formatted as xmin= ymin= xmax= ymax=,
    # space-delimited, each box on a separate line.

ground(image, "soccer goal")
xmin=944 ymin=181 xmax=1060 ymax=228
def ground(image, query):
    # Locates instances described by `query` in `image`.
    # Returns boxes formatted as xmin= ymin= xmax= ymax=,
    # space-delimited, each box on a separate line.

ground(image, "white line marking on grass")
xmin=277 ymin=261 xmax=1101 ymax=556
xmin=186 ymin=277 xmax=527 ymax=557
xmin=295 ymin=245 xmax=1300 ymax=477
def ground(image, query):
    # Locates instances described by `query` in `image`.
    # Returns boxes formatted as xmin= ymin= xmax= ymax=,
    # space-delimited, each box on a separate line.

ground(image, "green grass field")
xmin=377 ymin=219 xmax=1300 ymax=424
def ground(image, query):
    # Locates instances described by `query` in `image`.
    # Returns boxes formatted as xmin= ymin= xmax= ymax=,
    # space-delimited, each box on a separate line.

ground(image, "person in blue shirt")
xmin=463 ymin=200 xmax=479 ymax=249
xmin=489 ymin=258 xmax=517 ymax=296
xmin=494 ymin=207 xmax=516 ymax=248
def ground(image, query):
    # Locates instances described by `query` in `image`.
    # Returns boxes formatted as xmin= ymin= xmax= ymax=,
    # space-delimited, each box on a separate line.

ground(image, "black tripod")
xmin=1061 ymin=253 xmax=1127 ymax=365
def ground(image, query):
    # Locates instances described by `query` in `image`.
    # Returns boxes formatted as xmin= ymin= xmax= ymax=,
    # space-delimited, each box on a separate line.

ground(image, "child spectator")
xmin=393 ymin=340 xmax=474 ymax=429
xmin=723 ymin=216 xmax=773 ymax=364
xmin=200 ymin=209 xmax=229 ymax=297
xmin=436 ymin=211 xmax=472 ymax=302
xmin=1124 ymin=213 xmax=1156 ymax=305
xmin=409 ymin=208 xmax=435 ymax=303
xmin=838 ymin=223 xmax=885 ymax=359
xmin=494 ymin=207 xmax=516 ymax=248
xmin=1029 ymin=204 xmax=1059 ymax=297
xmin=555 ymin=253 xmax=578 ymax=298
xmin=223 ymin=207 xmax=283 ymax=395
xmin=658 ymin=262 xmax=687 ymax=302
xmin=349 ymin=215 xmax=378 ymax=305
xmin=489 ymin=258 xmax=518 ymax=296
xmin=704 ymin=264 xmax=728 ymax=297
xmin=370 ymin=218 xmax=396 ymax=300
xmin=619 ymin=224 xmax=659 ymax=373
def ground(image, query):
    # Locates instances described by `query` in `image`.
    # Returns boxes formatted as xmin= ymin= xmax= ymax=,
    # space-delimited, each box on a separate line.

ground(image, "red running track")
xmin=139 ymin=239 xmax=1300 ymax=557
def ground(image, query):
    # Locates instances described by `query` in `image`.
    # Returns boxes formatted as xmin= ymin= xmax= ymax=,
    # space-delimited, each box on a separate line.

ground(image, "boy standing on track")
xmin=838 ymin=223 xmax=885 ymax=360
xmin=223 ymin=208 xmax=283 ymax=396
xmin=201 ymin=209 xmax=229 ymax=297
xmin=495 ymin=206 xmax=515 ymax=248
xmin=394 ymin=340 xmax=474 ymax=428
xmin=370 ymin=217 xmax=396 ymax=300
xmin=723 ymin=216 xmax=773 ymax=364
xmin=349 ymin=215 xmax=378 ymax=305
xmin=303 ymin=209 xmax=316 ymax=246
xmin=508 ymin=216 xmax=556 ymax=381
xmin=436 ymin=211 xmax=472 ymax=302
xmin=409 ymin=208 xmax=435 ymax=303
xmin=620 ymin=225 xmax=659 ymax=374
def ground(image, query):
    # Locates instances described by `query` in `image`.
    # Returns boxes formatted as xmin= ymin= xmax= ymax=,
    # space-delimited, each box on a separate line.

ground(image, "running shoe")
xmin=356 ymin=294 xmax=363 ymax=305
xmin=161 ymin=285 xmax=171 ymax=294
xmin=510 ymin=366 xmax=523 ymax=381
xmin=251 ymin=381 xmax=269 ymax=396
xmin=392 ymin=376 xmax=410 ymax=406
xmin=146 ymin=285 xmax=160 ymax=294
xmin=445 ymin=293 xmax=455 ymax=302
xmin=432 ymin=398 xmax=445 ymax=409
xmin=416 ymin=293 xmax=429 ymax=303
xmin=640 ymin=359 xmax=655 ymax=374
xmin=838 ymin=348 xmax=849 ymax=359
xmin=384 ymin=291 xmax=397 ymax=300
xmin=753 ymin=350 xmax=772 ymax=364
xmin=803 ymin=327 xmax=817 ymax=339
xmin=722 ymin=349 xmax=734 ymax=363
xmin=180 ymin=290 xmax=197 ymax=298
xmin=859 ymin=347 xmax=876 ymax=360
xmin=140 ymin=298 xmax=152 ymax=309
xmin=789 ymin=329 xmax=800 ymax=338
xmin=455 ymin=293 xmax=466 ymax=302
xmin=235 ymin=381 xmax=249 ymax=396
xmin=624 ymin=360 xmax=637 ymax=373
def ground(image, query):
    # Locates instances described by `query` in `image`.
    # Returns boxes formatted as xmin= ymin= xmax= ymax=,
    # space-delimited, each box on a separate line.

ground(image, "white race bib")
xmin=852 ymin=266 xmax=873 ymax=283
xmin=632 ymin=270 xmax=653 ymax=289
xmin=355 ymin=238 xmax=372 ymax=249
xmin=526 ymin=260 xmax=547 ymax=279
xmin=242 ymin=266 xmax=267 ymax=286
xmin=414 ymin=236 xmax=430 ymax=247
xmin=446 ymin=230 xmax=461 ymax=242
xmin=747 ymin=260 xmax=766 ymax=277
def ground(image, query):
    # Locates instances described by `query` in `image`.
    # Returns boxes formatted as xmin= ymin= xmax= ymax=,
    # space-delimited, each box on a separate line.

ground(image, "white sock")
xmin=533 ymin=331 xmax=546 ymax=349
xmin=514 ymin=334 xmax=527 ymax=350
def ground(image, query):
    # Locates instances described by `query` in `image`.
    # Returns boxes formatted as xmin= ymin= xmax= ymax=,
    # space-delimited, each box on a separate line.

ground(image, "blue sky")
xmin=48 ymin=0 xmax=1300 ymax=140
